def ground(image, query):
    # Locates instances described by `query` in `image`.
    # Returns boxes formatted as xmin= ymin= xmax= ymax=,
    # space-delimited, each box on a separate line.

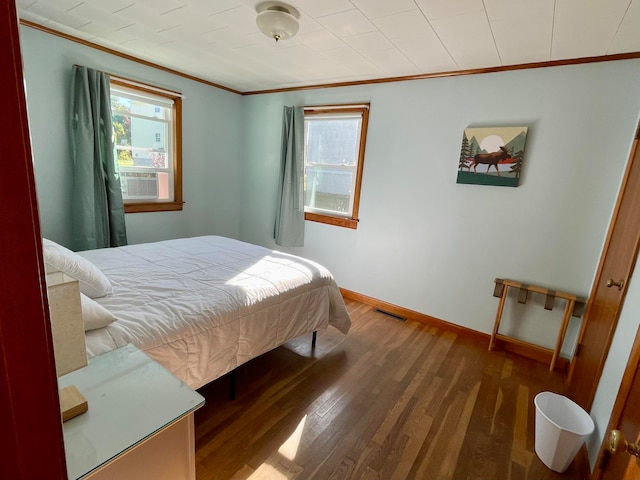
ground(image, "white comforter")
xmin=79 ymin=236 xmax=351 ymax=389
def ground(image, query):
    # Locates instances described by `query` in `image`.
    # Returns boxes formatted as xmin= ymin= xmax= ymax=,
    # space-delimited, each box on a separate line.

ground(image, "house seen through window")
xmin=110 ymin=79 xmax=183 ymax=213
xmin=303 ymin=104 xmax=369 ymax=229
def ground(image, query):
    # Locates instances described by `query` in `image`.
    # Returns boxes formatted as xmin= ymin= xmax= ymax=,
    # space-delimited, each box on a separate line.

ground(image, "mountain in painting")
xmin=504 ymin=130 xmax=527 ymax=154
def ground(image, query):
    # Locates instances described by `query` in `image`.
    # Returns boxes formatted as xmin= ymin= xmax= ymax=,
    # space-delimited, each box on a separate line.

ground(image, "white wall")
xmin=20 ymin=26 xmax=244 ymax=247
xmin=240 ymin=62 xmax=640 ymax=354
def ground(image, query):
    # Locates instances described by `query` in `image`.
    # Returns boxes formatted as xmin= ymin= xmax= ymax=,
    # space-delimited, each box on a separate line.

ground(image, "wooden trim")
xmin=108 ymin=74 xmax=182 ymax=98
xmin=604 ymin=134 xmax=640 ymax=260
xmin=124 ymin=201 xmax=184 ymax=214
xmin=304 ymin=212 xmax=358 ymax=229
xmin=173 ymin=95 xmax=184 ymax=209
xmin=340 ymin=287 xmax=570 ymax=370
xmin=591 ymin=325 xmax=640 ymax=479
xmin=80 ymin=66 xmax=183 ymax=98
xmin=578 ymin=446 xmax=592 ymax=480
xmin=243 ymin=52 xmax=640 ymax=95
xmin=568 ymin=130 xmax=640 ymax=398
xmin=110 ymin=78 xmax=180 ymax=100
xmin=340 ymin=288 xmax=488 ymax=342
xmin=1 ymin=3 xmax=67 ymax=478
xmin=352 ymin=106 xmax=369 ymax=225
xmin=20 ymin=19 xmax=640 ymax=97
xmin=493 ymin=335 xmax=570 ymax=371
xmin=20 ymin=19 xmax=242 ymax=96
xmin=304 ymin=106 xmax=370 ymax=114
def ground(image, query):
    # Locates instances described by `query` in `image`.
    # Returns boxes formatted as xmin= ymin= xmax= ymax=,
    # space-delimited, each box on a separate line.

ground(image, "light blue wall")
xmin=20 ymin=26 xmax=243 ymax=247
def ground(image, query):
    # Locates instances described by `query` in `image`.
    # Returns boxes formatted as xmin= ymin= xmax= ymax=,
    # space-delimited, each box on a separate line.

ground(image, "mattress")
xmin=78 ymin=236 xmax=351 ymax=389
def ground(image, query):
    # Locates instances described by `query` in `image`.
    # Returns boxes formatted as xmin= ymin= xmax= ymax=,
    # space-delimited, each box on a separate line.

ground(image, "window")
xmin=110 ymin=79 xmax=183 ymax=213
xmin=303 ymin=104 xmax=369 ymax=229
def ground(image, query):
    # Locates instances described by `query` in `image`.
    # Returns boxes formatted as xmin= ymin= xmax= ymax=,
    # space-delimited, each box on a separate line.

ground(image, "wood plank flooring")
xmin=195 ymin=299 xmax=589 ymax=480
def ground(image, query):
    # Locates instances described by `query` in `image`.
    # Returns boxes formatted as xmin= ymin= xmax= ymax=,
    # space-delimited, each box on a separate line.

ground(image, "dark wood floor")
xmin=195 ymin=299 xmax=589 ymax=480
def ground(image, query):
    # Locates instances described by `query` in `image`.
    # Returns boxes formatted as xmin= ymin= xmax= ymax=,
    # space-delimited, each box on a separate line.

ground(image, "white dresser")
xmin=59 ymin=344 xmax=204 ymax=480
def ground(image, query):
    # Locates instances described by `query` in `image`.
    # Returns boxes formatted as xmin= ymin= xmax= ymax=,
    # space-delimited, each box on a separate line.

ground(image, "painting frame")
xmin=457 ymin=126 xmax=529 ymax=187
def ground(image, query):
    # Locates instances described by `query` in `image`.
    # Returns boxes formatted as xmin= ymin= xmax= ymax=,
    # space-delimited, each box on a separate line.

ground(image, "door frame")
xmin=590 ymin=324 xmax=640 ymax=479
xmin=0 ymin=1 xmax=67 ymax=478
xmin=568 ymin=120 xmax=640 ymax=411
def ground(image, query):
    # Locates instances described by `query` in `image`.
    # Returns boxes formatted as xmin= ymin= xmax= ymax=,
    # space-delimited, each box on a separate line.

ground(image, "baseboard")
xmin=494 ymin=337 xmax=570 ymax=372
xmin=340 ymin=288 xmax=570 ymax=372
xmin=576 ymin=444 xmax=591 ymax=480
xmin=339 ymin=288 xmax=488 ymax=342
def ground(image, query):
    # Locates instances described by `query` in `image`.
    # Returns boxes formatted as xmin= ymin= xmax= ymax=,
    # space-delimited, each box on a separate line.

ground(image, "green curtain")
xmin=70 ymin=66 xmax=127 ymax=251
xmin=274 ymin=105 xmax=305 ymax=247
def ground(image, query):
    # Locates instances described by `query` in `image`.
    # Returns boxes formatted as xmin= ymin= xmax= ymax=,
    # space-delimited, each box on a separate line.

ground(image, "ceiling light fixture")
xmin=256 ymin=1 xmax=300 ymax=43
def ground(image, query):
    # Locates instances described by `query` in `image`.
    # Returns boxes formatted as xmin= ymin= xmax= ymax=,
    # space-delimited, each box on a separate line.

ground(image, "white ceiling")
xmin=17 ymin=0 xmax=640 ymax=93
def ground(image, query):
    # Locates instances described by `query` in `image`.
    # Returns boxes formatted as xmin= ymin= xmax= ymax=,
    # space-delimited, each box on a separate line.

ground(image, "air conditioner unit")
xmin=120 ymin=172 xmax=159 ymax=200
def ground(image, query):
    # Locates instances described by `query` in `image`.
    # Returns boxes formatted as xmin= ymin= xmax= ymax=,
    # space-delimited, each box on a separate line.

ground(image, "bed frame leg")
xmin=312 ymin=331 xmax=317 ymax=349
xmin=229 ymin=370 xmax=236 ymax=401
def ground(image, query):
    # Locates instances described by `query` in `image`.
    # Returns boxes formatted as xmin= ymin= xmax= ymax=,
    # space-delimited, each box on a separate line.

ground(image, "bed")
xmin=43 ymin=236 xmax=351 ymax=390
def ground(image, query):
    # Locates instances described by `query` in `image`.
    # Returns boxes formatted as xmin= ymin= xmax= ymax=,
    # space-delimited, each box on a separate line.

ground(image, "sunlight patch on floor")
xmin=245 ymin=463 xmax=288 ymax=480
xmin=278 ymin=415 xmax=307 ymax=460
xmin=243 ymin=415 xmax=309 ymax=480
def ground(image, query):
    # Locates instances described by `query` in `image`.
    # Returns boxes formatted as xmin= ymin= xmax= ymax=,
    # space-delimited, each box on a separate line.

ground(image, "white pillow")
xmin=42 ymin=238 xmax=113 ymax=298
xmin=80 ymin=293 xmax=116 ymax=331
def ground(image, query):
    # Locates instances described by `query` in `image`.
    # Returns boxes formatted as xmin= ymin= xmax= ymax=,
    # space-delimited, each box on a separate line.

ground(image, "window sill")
xmin=305 ymin=212 xmax=358 ymax=229
xmin=124 ymin=201 xmax=184 ymax=214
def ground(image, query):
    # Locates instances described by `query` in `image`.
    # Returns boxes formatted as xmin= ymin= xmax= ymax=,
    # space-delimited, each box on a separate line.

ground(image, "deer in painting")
xmin=469 ymin=146 xmax=510 ymax=176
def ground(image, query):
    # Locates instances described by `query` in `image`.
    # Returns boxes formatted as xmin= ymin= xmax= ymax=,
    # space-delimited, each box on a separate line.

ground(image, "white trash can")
xmin=534 ymin=391 xmax=595 ymax=473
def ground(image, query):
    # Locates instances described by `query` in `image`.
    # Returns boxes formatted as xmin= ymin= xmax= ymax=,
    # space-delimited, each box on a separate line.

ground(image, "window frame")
xmin=110 ymin=78 xmax=183 ymax=214
xmin=303 ymin=104 xmax=369 ymax=229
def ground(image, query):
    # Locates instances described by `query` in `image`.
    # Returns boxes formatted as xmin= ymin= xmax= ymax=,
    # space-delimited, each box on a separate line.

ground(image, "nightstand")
xmin=58 ymin=344 xmax=204 ymax=480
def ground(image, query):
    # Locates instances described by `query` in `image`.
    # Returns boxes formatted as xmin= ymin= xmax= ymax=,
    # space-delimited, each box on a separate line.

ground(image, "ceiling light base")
xmin=256 ymin=2 xmax=300 ymax=42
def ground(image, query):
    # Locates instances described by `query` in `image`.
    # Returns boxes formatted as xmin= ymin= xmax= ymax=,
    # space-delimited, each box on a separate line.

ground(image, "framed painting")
xmin=457 ymin=126 xmax=528 ymax=187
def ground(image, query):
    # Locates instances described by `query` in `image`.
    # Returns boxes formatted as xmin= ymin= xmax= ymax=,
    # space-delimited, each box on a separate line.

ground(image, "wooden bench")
xmin=489 ymin=278 xmax=587 ymax=372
